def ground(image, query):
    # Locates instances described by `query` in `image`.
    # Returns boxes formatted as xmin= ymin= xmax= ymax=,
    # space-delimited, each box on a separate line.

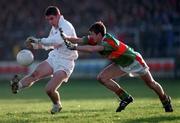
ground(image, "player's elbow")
xmin=86 ymin=48 xmax=94 ymax=52
xmin=78 ymin=47 xmax=94 ymax=52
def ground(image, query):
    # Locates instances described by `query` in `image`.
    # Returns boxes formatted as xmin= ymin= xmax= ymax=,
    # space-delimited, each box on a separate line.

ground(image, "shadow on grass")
xmin=3 ymin=111 xmax=63 ymax=123
xmin=63 ymin=108 xmax=108 ymax=113
xmin=1 ymin=109 xmax=108 ymax=123
xmin=2 ymin=110 xmax=180 ymax=123
xmin=122 ymin=115 xmax=180 ymax=123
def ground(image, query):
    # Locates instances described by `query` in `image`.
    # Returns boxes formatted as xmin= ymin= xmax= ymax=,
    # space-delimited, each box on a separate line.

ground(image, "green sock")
xmin=119 ymin=91 xmax=130 ymax=100
xmin=161 ymin=99 xmax=169 ymax=106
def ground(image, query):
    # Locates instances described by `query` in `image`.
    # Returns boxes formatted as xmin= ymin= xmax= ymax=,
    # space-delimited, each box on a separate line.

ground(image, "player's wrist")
xmin=34 ymin=38 xmax=41 ymax=44
xmin=71 ymin=45 xmax=77 ymax=50
xmin=67 ymin=44 xmax=77 ymax=50
xmin=73 ymin=45 xmax=77 ymax=50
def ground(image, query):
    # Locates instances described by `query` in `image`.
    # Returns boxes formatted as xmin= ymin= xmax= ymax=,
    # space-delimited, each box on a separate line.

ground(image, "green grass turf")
xmin=0 ymin=78 xmax=179 ymax=123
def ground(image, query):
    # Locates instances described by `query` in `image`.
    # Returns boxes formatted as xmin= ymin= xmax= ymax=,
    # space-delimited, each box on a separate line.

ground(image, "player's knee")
xmin=45 ymin=87 xmax=55 ymax=95
xmin=30 ymin=71 xmax=40 ymax=79
xmin=97 ymin=74 xmax=108 ymax=84
xmin=97 ymin=74 xmax=103 ymax=82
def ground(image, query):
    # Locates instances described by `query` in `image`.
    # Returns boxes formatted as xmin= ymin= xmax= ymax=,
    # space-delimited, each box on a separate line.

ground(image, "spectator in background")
xmin=0 ymin=0 xmax=180 ymax=60
xmin=12 ymin=42 xmax=20 ymax=59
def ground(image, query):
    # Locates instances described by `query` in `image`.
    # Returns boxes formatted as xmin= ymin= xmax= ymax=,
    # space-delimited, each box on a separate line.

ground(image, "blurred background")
xmin=0 ymin=0 xmax=180 ymax=79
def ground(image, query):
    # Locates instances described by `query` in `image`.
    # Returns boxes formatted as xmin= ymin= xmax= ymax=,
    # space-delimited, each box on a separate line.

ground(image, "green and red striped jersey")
xmin=82 ymin=33 xmax=137 ymax=67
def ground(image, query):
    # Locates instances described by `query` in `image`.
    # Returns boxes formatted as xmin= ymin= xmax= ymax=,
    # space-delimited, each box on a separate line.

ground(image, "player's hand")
xmin=26 ymin=36 xmax=41 ymax=44
xmin=25 ymin=36 xmax=40 ymax=49
xmin=25 ymin=41 xmax=33 ymax=49
xmin=66 ymin=42 xmax=77 ymax=50
xmin=25 ymin=38 xmax=33 ymax=49
xmin=58 ymin=27 xmax=76 ymax=50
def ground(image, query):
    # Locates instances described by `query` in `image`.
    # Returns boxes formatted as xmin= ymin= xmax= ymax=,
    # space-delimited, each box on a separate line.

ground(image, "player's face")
xmin=45 ymin=15 xmax=59 ymax=28
xmin=89 ymin=31 xmax=102 ymax=43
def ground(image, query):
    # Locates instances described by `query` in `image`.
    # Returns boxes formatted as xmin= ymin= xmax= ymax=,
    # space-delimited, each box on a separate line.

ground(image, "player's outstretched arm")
xmin=25 ymin=36 xmax=53 ymax=50
xmin=65 ymin=36 xmax=83 ymax=44
xmin=75 ymin=45 xmax=104 ymax=52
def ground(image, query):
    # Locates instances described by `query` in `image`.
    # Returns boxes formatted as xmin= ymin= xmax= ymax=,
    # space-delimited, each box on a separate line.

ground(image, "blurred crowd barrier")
xmin=0 ymin=58 xmax=179 ymax=80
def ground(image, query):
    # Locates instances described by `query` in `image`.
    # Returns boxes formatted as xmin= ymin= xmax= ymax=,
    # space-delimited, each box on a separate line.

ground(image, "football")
xmin=16 ymin=49 xmax=34 ymax=66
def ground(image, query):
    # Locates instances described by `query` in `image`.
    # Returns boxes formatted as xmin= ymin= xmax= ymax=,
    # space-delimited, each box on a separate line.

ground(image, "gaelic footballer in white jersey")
xmin=41 ymin=15 xmax=78 ymax=79
xmin=11 ymin=6 xmax=79 ymax=114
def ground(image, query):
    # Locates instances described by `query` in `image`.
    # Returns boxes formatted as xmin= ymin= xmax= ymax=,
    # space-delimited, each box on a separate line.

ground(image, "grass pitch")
xmin=0 ymin=78 xmax=179 ymax=123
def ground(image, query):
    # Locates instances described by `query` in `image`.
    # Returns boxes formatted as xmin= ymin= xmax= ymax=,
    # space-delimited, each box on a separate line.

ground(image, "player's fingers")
xmin=26 ymin=36 xmax=36 ymax=43
xmin=25 ymin=42 xmax=33 ymax=49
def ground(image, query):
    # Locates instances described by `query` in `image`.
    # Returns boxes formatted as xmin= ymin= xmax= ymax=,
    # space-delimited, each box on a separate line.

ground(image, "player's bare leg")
xmin=140 ymin=71 xmax=173 ymax=112
xmin=97 ymin=63 xmax=133 ymax=112
xmin=45 ymin=70 xmax=67 ymax=114
xmin=11 ymin=61 xmax=53 ymax=93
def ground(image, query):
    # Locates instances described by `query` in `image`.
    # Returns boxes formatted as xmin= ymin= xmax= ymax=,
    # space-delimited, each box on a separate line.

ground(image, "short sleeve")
xmin=82 ymin=36 xmax=89 ymax=44
xmin=82 ymin=36 xmax=97 ymax=45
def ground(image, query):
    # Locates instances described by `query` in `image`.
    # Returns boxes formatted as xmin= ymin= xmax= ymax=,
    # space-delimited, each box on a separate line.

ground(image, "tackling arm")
xmin=76 ymin=45 xmax=104 ymax=52
xmin=65 ymin=36 xmax=84 ymax=44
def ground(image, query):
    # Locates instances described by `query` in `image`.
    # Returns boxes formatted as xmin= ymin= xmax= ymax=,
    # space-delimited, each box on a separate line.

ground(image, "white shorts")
xmin=46 ymin=54 xmax=75 ymax=81
xmin=119 ymin=53 xmax=149 ymax=77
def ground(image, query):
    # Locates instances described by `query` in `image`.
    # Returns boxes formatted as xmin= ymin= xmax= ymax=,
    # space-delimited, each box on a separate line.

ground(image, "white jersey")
xmin=41 ymin=16 xmax=78 ymax=60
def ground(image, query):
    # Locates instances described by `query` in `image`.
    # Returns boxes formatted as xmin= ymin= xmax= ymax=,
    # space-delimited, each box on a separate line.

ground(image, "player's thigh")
xmin=32 ymin=61 xmax=53 ymax=78
xmin=98 ymin=63 xmax=127 ymax=79
xmin=45 ymin=70 xmax=67 ymax=91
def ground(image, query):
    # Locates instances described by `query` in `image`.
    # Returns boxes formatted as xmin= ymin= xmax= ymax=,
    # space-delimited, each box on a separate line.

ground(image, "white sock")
xmin=54 ymin=102 xmax=62 ymax=108
xmin=18 ymin=82 xmax=23 ymax=90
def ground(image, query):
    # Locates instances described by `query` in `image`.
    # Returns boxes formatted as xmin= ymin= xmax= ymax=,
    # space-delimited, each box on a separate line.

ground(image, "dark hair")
xmin=45 ymin=6 xmax=60 ymax=16
xmin=89 ymin=21 xmax=106 ymax=36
